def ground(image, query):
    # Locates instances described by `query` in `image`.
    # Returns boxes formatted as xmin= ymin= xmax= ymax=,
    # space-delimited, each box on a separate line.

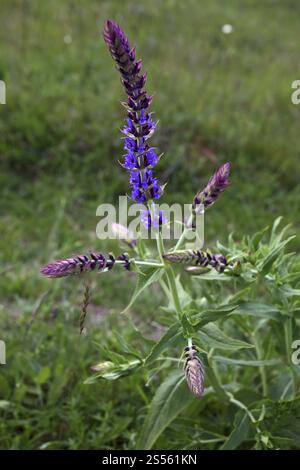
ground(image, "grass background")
xmin=0 ymin=0 xmax=300 ymax=449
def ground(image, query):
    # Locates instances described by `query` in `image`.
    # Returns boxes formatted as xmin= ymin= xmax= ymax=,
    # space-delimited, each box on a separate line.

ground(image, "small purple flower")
xmin=123 ymin=150 xmax=138 ymax=170
xmin=141 ymin=206 xmax=167 ymax=229
xmin=144 ymin=148 xmax=159 ymax=168
xmin=103 ymin=20 xmax=164 ymax=226
xmin=193 ymin=162 xmax=231 ymax=211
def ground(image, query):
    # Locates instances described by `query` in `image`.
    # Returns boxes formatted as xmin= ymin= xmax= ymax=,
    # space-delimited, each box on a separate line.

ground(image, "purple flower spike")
xmin=40 ymin=252 xmax=116 ymax=278
xmin=193 ymin=162 xmax=231 ymax=211
xmin=103 ymin=20 xmax=164 ymax=219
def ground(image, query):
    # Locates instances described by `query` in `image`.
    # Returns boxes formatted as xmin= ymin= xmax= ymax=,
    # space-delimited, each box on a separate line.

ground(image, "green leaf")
xmin=191 ymin=272 xmax=232 ymax=282
xmin=253 ymin=398 xmax=300 ymax=448
xmin=281 ymin=271 xmax=300 ymax=283
xmin=144 ymin=323 xmax=181 ymax=366
xmin=221 ymin=411 xmax=250 ymax=450
xmin=279 ymin=285 xmax=300 ymax=298
xmin=293 ymin=308 xmax=300 ymax=320
xmin=259 ymin=236 xmax=295 ymax=275
xmin=270 ymin=218 xmax=291 ymax=246
xmin=137 ymin=237 xmax=147 ymax=258
xmin=233 ymin=302 xmax=281 ymax=321
xmin=214 ymin=355 xmax=282 ymax=366
xmin=113 ymin=331 xmax=143 ymax=360
xmin=174 ymin=275 xmax=192 ymax=309
xmin=137 ymin=370 xmax=194 ymax=449
xmin=250 ymin=226 xmax=269 ymax=250
xmin=270 ymin=216 xmax=283 ymax=243
xmin=192 ymin=304 xmax=238 ymax=329
xmin=122 ymin=267 xmax=164 ymax=314
xmin=198 ymin=323 xmax=254 ymax=351
xmin=35 ymin=366 xmax=51 ymax=385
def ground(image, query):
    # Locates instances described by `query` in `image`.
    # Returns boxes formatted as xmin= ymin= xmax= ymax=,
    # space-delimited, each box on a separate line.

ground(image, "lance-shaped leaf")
xmin=258 ymin=236 xmax=295 ymax=275
xmin=137 ymin=370 xmax=194 ymax=449
xmin=144 ymin=323 xmax=181 ymax=366
xmin=233 ymin=302 xmax=281 ymax=322
xmin=191 ymin=304 xmax=238 ymax=329
xmin=214 ymin=355 xmax=282 ymax=367
xmin=221 ymin=411 xmax=251 ymax=450
xmin=198 ymin=323 xmax=254 ymax=351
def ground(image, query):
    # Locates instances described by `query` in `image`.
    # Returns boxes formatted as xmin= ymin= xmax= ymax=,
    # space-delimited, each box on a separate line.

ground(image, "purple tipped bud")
xmin=103 ymin=20 xmax=131 ymax=61
xmin=193 ymin=162 xmax=231 ymax=211
xmin=162 ymin=250 xmax=228 ymax=273
xmin=184 ymin=344 xmax=205 ymax=399
xmin=40 ymin=252 xmax=129 ymax=278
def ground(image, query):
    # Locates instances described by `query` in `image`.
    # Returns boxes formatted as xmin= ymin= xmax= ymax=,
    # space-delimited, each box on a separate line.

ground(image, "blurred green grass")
xmin=0 ymin=0 xmax=300 ymax=449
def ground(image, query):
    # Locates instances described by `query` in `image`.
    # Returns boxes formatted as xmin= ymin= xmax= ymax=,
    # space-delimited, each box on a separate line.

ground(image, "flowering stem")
xmin=173 ymin=214 xmax=193 ymax=251
xmin=207 ymin=359 xmax=261 ymax=434
xmin=226 ymin=393 xmax=261 ymax=431
xmin=124 ymin=260 xmax=164 ymax=268
xmin=167 ymin=267 xmax=183 ymax=319
xmin=205 ymin=362 xmax=228 ymax=402
xmin=207 ymin=358 xmax=262 ymax=433
xmin=252 ymin=333 xmax=268 ymax=397
xmin=155 ymin=230 xmax=165 ymax=262
xmin=174 ymin=163 xmax=231 ymax=251
xmin=155 ymin=231 xmax=183 ymax=319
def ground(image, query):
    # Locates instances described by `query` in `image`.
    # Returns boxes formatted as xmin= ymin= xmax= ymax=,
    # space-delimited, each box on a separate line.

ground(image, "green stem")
xmin=115 ymin=259 xmax=164 ymax=268
xmin=166 ymin=266 xmax=183 ymax=319
xmin=227 ymin=393 xmax=260 ymax=431
xmin=253 ymin=333 xmax=268 ymax=397
xmin=155 ymin=231 xmax=183 ymax=319
xmin=133 ymin=260 xmax=164 ymax=268
xmin=155 ymin=230 xmax=165 ymax=263
xmin=174 ymin=214 xmax=193 ymax=251
xmin=206 ymin=360 xmax=228 ymax=402
xmin=207 ymin=359 xmax=263 ymax=434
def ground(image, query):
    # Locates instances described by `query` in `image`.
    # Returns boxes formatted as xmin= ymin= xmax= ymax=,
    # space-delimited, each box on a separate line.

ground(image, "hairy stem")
xmin=253 ymin=332 xmax=268 ymax=397
xmin=174 ymin=214 xmax=193 ymax=251
xmin=206 ymin=358 xmax=228 ymax=402
xmin=132 ymin=260 xmax=164 ymax=268
xmin=155 ymin=231 xmax=183 ymax=319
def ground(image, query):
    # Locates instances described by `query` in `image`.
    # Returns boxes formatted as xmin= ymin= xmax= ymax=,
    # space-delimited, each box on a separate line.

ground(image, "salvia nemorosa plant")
xmin=41 ymin=20 xmax=231 ymax=401
xmin=39 ymin=20 xmax=300 ymax=450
